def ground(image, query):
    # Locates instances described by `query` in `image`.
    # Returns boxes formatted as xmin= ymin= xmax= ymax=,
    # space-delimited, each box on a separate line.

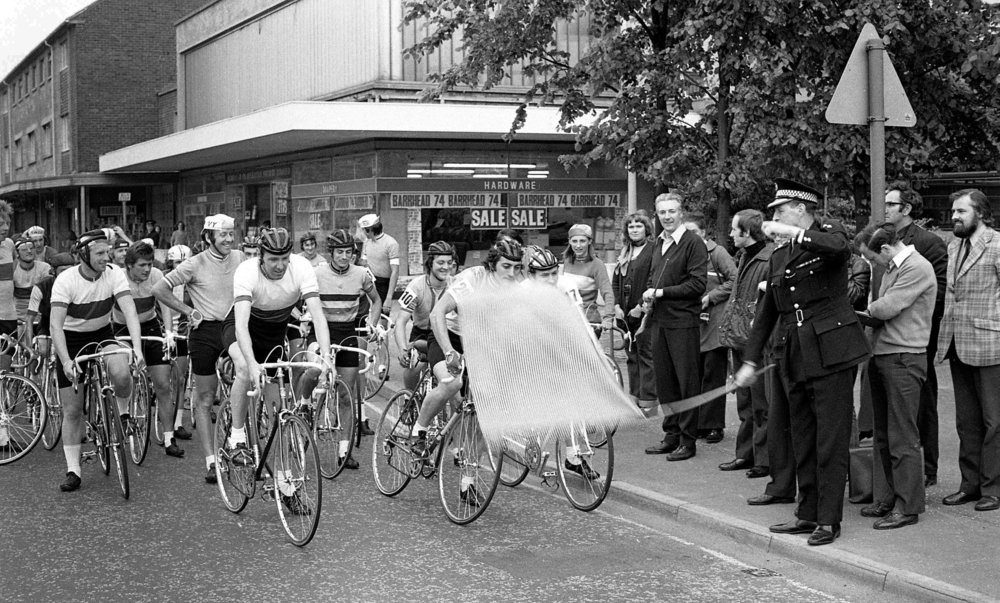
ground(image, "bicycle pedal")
xmin=81 ymin=451 xmax=96 ymax=463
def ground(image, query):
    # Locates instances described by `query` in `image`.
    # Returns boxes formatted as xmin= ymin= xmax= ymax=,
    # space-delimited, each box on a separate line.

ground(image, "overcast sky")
xmin=0 ymin=0 xmax=94 ymax=79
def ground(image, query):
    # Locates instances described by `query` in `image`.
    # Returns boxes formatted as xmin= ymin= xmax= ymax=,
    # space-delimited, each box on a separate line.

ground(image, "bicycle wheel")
xmin=103 ymin=392 xmax=130 ymax=500
xmin=313 ymin=376 xmax=355 ymax=479
xmin=437 ymin=401 xmax=502 ymax=525
xmin=0 ymin=374 xmax=46 ymax=465
xmin=363 ymin=336 xmax=389 ymax=400
xmin=372 ymin=389 xmax=416 ymax=496
xmin=213 ymin=400 xmax=251 ymax=513
xmin=41 ymin=362 xmax=62 ymax=450
xmin=272 ymin=414 xmax=322 ymax=546
xmin=128 ymin=371 xmax=152 ymax=465
xmin=556 ymin=423 xmax=614 ymax=512
xmin=499 ymin=452 xmax=530 ymax=488
xmin=89 ymin=375 xmax=110 ymax=475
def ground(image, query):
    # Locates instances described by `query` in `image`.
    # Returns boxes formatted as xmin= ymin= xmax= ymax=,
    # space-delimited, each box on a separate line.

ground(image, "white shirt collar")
xmin=659 ymin=227 xmax=685 ymax=246
xmin=890 ymin=244 xmax=915 ymax=270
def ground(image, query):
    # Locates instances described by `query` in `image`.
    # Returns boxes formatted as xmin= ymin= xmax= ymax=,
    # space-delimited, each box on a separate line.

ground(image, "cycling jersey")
xmin=232 ymin=254 xmax=319 ymax=323
xmin=314 ymin=264 xmax=374 ymax=325
xmin=362 ymin=233 xmax=399 ymax=279
xmin=559 ymin=258 xmax=614 ymax=323
xmin=399 ymin=274 xmax=451 ymax=330
xmin=442 ymin=266 xmax=497 ymax=336
xmin=51 ymin=265 xmax=131 ymax=333
xmin=13 ymin=260 xmax=50 ymax=320
xmin=0 ymin=238 xmax=17 ymax=321
xmin=162 ymin=248 xmax=245 ymax=321
xmin=112 ymin=267 xmax=164 ymax=325
xmin=27 ymin=276 xmax=55 ymax=335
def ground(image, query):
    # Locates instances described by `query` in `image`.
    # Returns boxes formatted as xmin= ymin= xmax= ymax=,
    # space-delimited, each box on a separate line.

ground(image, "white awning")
xmin=99 ymin=101 xmax=582 ymax=173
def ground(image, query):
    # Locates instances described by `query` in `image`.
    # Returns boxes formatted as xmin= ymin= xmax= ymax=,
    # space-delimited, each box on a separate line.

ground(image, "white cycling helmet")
xmin=167 ymin=244 xmax=192 ymax=262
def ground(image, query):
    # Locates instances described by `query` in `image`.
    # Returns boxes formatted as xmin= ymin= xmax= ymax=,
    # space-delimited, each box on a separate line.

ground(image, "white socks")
xmin=64 ymin=444 xmax=82 ymax=476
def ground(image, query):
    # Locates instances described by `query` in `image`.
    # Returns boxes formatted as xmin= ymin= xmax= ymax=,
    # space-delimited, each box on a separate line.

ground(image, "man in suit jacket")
xmin=642 ymin=192 xmax=708 ymax=461
xmin=735 ymin=178 xmax=870 ymax=546
xmin=884 ymin=181 xmax=948 ymax=487
xmin=937 ymin=188 xmax=1000 ymax=512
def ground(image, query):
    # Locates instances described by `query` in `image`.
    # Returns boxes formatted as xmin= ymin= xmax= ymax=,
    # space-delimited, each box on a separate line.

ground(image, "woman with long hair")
xmin=612 ymin=211 xmax=657 ymax=408
xmin=561 ymin=223 xmax=614 ymax=332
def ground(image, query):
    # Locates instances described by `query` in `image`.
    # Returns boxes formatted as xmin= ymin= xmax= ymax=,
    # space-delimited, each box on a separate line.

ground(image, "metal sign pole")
xmin=867 ymin=39 xmax=886 ymax=222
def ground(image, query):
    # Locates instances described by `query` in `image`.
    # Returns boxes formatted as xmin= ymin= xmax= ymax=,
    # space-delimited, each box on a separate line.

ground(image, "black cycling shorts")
xmin=221 ymin=314 xmax=287 ymax=375
xmin=113 ymin=320 xmax=167 ymax=367
xmin=55 ymin=325 xmax=114 ymax=389
xmin=427 ymin=329 xmax=463 ymax=369
xmin=188 ymin=320 xmax=226 ymax=376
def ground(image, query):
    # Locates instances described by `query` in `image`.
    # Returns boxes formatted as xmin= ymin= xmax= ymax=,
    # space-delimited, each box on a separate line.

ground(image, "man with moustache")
xmin=937 ymin=189 xmax=1000 ymax=512
xmin=642 ymin=192 xmax=708 ymax=462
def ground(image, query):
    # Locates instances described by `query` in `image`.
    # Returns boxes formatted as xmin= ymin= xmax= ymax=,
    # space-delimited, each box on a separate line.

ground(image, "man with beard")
xmin=937 ymin=189 xmax=1000 ymax=512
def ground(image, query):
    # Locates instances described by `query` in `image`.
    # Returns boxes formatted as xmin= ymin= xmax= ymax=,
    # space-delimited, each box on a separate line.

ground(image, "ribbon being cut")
xmin=454 ymin=280 xmax=645 ymax=450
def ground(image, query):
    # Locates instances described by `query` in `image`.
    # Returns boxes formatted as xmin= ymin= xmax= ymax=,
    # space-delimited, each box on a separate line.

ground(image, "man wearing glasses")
xmin=358 ymin=214 xmax=399 ymax=315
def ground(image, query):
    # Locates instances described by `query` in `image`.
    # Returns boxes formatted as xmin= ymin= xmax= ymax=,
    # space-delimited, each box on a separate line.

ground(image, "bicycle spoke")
xmin=273 ymin=415 xmax=321 ymax=546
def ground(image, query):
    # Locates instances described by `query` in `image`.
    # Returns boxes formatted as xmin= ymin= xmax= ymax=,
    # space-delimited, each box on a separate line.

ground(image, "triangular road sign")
xmin=826 ymin=23 xmax=916 ymax=127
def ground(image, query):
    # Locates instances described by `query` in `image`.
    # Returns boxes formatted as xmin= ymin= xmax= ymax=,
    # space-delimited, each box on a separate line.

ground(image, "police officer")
xmin=734 ymin=178 xmax=870 ymax=546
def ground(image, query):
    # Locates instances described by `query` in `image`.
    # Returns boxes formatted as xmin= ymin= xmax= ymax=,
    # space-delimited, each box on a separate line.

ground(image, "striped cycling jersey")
xmin=13 ymin=260 xmax=50 ymax=320
xmin=399 ymin=274 xmax=451 ymax=330
xmin=232 ymin=254 xmax=319 ymax=323
xmin=0 ymin=238 xmax=17 ymax=321
xmin=162 ymin=248 xmax=245 ymax=321
xmin=559 ymin=258 xmax=614 ymax=323
xmin=51 ymin=265 xmax=132 ymax=333
xmin=112 ymin=266 xmax=164 ymax=325
xmin=314 ymin=263 xmax=374 ymax=324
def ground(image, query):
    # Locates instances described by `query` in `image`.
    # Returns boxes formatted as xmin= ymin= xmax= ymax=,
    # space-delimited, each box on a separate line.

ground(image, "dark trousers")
xmin=625 ymin=328 xmax=657 ymax=402
xmin=732 ymin=347 xmax=769 ymax=467
xmin=697 ymin=347 xmax=728 ymax=431
xmin=949 ymin=358 xmax=1000 ymax=497
xmin=870 ymin=353 xmax=927 ymax=515
xmin=764 ymin=362 xmax=796 ymax=499
xmin=373 ymin=276 xmax=392 ymax=315
xmin=651 ymin=324 xmax=701 ymax=447
xmin=777 ymin=358 xmax=854 ymax=525
xmin=917 ymin=314 xmax=942 ymax=478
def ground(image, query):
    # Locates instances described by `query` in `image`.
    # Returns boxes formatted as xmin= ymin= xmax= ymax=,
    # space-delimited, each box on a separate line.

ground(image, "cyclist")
xmin=223 ymin=228 xmax=331 ymax=494
xmin=152 ymin=214 xmax=245 ymax=483
xmin=394 ymin=241 xmax=455 ymax=391
xmin=51 ymin=229 xmax=145 ymax=492
xmin=560 ymin=224 xmax=615 ymax=335
xmin=110 ymin=238 xmax=130 ymax=269
xmin=164 ymin=244 xmax=194 ymax=442
xmin=411 ymin=239 xmax=524 ymax=506
xmin=13 ymin=235 xmax=51 ymax=327
xmin=298 ymin=231 xmax=326 ymax=268
xmin=241 ymin=235 xmax=260 ymax=260
xmin=285 ymin=232 xmax=326 ymax=384
xmin=0 ymin=200 xmax=19 ymax=372
xmin=25 ymin=253 xmax=77 ymax=379
xmin=297 ymin=229 xmax=382 ymax=469
xmin=358 ymin=214 xmax=398 ymax=315
xmin=24 ymin=225 xmax=58 ymax=264
xmin=112 ymin=241 xmax=184 ymax=458
xmin=524 ymin=245 xmax=560 ymax=286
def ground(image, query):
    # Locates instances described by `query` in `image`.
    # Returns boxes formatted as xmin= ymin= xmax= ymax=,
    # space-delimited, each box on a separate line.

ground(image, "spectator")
xmin=718 ymin=209 xmax=775 ymax=480
xmin=884 ymin=181 xmax=948 ymax=487
xmin=642 ymin=192 xmax=708 ymax=462
xmin=561 ymin=224 xmax=614 ymax=334
xmin=170 ymin=221 xmax=188 ymax=248
xmin=937 ymin=188 xmax=1000 ymax=512
xmin=683 ymin=213 xmax=736 ymax=444
xmin=612 ymin=211 xmax=656 ymax=411
xmin=144 ymin=220 xmax=162 ymax=248
xmin=857 ymin=223 xmax=936 ymax=529
xmin=848 ymin=233 xmax=872 ymax=311
xmin=735 ymin=178 xmax=870 ymax=546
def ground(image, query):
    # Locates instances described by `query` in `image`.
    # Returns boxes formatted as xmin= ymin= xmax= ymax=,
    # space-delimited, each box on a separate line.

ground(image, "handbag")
xmin=719 ymin=299 xmax=754 ymax=349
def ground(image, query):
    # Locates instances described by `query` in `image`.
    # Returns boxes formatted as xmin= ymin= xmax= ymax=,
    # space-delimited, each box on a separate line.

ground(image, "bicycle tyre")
xmin=313 ymin=376 xmax=355 ymax=479
xmin=273 ymin=414 xmax=322 ymax=546
xmin=363 ymin=335 xmax=389 ymax=400
xmin=556 ymin=424 xmax=614 ymax=512
xmin=90 ymin=374 xmax=111 ymax=475
xmin=41 ymin=361 xmax=62 ymax=450
xmin=214 ymin=400 xmax=251 ymax=513
xmin=436 ymin=401 xmax=502 ymax=525
xmin=104 ymin=393 xmax=130 ymax=500
xmin=499 ymin=453 xmax=530 ymax=488
xmin=128 ymin=371 xmax=152 ymax=465
xmin=605 ymin=353 xmax=623 ymax=389
xmin=372 ymin=389 xmax=416 ymax=496
xmin=0 ymin=374 xmax=46 ymax=465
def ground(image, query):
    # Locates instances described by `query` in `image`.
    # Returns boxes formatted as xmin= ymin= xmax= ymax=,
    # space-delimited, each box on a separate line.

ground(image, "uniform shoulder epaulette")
xmin=822 ymin=223 xmax=834 ymax=230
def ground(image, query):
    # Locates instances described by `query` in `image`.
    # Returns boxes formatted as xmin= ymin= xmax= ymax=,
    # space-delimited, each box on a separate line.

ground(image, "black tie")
xmin=958 ymin=239 xmax=971 ymax=271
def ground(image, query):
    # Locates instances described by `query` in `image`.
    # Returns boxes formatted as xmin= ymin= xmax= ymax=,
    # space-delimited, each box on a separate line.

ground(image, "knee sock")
xmin=64 ymin=444 xmax=82 ymax=476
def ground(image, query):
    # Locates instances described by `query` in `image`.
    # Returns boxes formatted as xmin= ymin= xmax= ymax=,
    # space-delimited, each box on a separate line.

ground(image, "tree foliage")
xmin=403 ymin=0 xmax=1000 ymax=237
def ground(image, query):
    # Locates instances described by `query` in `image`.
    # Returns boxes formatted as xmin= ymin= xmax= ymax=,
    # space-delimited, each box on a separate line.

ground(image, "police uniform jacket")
xmin=743 ymin=218 xmax=870 ymax=381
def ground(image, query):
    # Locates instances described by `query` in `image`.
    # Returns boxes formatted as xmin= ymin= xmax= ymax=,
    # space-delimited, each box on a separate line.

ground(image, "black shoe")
xmin=229 ymin=442 xmax=253 ymax=466
xmin=974 ymin=495 xmax=1000 ymax=511
xmin=745 ymin=466 xmax=770 ymax=479
xmin=564 ymin=459 xmax=600 ymax=480
xmin=280 ymin=492 xmax=312 ymax=516
xmin=342 ymin=456 xmax=359 ymax=470
xmin=705 ymin=429 xmax=724 ymax=443
xmin=165 ymin=442 xmax=185 ymax=458
xmin=942 ymin=490 xmax=981 ymax=506
xmin=460 ymin=485 xmax=484 ymax=507
xmin=769 ymin=519 xmax=817 ymax=534
xmin=645 ymin=438 xmax=679 ymax=455
xmin=205 ymin=464 xmax=218 ymax=484
xmin=666 ymin=445 xmax=696 ymax=461
xmin=924 ymin=475 xmax=937 ymax=487
xmin=860 ymin=501 xmax=893 ymax=518
xmin=748 ymin=494 xmax=794 ymax=506
xmin=173 ymin=426 xmax=193 ymax=440
xmin=358 ymin=420 xmax=375 ymax=437
xmin=59 ymin=472 xmax=81 ymax=492
xmin=719 ymin=458 xmax=751 ymax=471
xmin=873 ymin=512 xmax=918 ymax=530
xmin=807 ymin=524 xmax=841 ymax=546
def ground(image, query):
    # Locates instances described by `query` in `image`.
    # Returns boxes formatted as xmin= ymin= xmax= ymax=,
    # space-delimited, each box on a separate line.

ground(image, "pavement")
xmin=373 ymin=308 xmax=1000 ymax=603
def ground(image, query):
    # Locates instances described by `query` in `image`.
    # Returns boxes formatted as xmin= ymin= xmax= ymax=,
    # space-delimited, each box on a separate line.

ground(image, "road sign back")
xmin=826 ymin=23 xmax=916 ymax=127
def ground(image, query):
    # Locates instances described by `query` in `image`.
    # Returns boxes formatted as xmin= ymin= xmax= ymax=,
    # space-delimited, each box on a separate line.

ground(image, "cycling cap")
xmin=568 ymin=224 xmax=593 ymax=239
xmin=358 ymin=214 xmax=379 ymax=229
xmin=48 ymin=253 xmax=76 ymax=268
xmin=257 ymin=227 xmax=293 ymax=255
xmin=426 ymin=241 xmax=455 ymax=257
xmin=140 ymin=238 xmax=155 ymax=247
xmin=112 ymin=239 xmax=130 ymax=250
xmin=25 ymin=226 xmax=45 ymax=237
xmin=326 ymin=229 xmax=355 ymax=251
xmin=299 ymin=231 xmax=317 ymax=245
xmin=203 ymin=214 xmax=235 ymax=230
xmin=12 ymin=236 xmax=32 ymax=250
xmin=494 ymin=239 xmax=524 ymax=261
xmin=167 ymin=245 xmax=192 ymax=262
xmin=241 ymin=235 xmax=259 ymax=249
xmin=75 ymin=229 xmax=109 ymax=251
xmin=527 ymin=245 xmax=559 ymax=271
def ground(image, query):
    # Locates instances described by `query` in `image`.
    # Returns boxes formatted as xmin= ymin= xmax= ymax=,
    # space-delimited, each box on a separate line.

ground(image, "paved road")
xmin=2 ymin=421 xmax=862 ymax=603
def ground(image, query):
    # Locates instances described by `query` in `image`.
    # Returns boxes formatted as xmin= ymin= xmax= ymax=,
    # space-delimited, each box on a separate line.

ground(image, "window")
xmin=31 ymin=65 xmax=36 ymax=90
xmin=13 ymin=139 xmax=22 ymax=169
xmin=58 ymin=116 xmax=70 ymax=152
xmin=26 ymin=131 xmax=36 ymax=164
xmin=41 ymin=123 xmax=52 ymax=158
xmin=56 ymin=42 xmax=67 ymax=71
